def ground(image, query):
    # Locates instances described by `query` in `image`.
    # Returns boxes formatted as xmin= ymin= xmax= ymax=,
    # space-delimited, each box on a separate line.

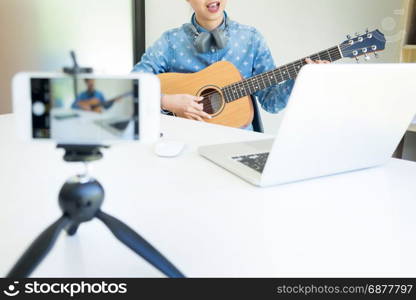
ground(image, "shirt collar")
xmin=191 ymin=11 xmax=228 ymax=33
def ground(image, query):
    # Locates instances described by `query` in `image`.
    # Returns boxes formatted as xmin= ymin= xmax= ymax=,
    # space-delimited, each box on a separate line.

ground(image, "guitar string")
xmin=208 ymin=47 xmax=345 ymax=100
xmin=227 ymin=45 xmax=370 ymax=95
xmin=206 ymin=35 xmax=379 ymax=101
xmin=230 ymin=45 xmax=343 ymax=98
xmin=198 ymin=47 xmax=343 ymax=107
xmin=199 ymin=57 xmax=336 ymax=111
xmin=233 ymin=39 xmax=377 ymax=89
xmin=200 ymin=46 xmax=372 ymax=106
xmin=198 ymin=42 xmax=378 ymax=110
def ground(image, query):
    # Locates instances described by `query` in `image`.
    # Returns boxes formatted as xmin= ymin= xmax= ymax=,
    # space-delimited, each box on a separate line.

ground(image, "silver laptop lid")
xmin=261 ymin=64 xmax=416 ymax=186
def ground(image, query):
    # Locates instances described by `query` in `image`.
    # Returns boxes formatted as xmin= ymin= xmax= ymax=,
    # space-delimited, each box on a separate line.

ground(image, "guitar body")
xmin=158 ymin=61 xmax=254 ymax=128
xmin=78 ymin=98 xmax=103 ymax=113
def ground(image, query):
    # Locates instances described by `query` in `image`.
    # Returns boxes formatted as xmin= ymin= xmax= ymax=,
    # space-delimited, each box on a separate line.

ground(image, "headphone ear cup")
xmin=185 ymin=22 xmax=228 ymax=53
xmin=211 ymin=28 xmax=228 ymax=50
xmin=195 ymin=32 xmax=212 ymax=53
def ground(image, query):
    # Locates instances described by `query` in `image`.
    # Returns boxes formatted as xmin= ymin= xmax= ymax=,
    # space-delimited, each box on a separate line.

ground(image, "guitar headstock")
xmin=340 ymin=29 xmax=386 ymax=61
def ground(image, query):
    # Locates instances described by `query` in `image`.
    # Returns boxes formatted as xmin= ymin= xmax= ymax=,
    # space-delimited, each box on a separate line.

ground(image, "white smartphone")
xmin=13 ymin=72 xmax=160 ymax=145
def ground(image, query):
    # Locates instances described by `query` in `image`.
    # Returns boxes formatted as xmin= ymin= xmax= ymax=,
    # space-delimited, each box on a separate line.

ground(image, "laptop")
xmin=199 ymin=64 xmax=416 ymax=187
xmin=94 ymin=117 xmax=134 ymax=137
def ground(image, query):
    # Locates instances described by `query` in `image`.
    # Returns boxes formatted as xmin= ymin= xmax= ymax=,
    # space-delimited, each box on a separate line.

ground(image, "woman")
xmin=133 ymin=0 xmax=327 ymax=129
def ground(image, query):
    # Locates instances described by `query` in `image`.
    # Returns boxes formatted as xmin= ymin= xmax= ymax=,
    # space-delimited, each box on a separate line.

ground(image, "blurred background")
xmin=0 ymin=0 xmax=413 ymax=134
xmin=0 ymin=0 xmax=137 ymax=115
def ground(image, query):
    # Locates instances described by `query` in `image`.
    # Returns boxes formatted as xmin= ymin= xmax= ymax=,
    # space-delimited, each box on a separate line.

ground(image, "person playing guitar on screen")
xmin=132 ymin=0 xmax=328 ymax=130
xmin=72 ymin=79 xmax=127 ymax=113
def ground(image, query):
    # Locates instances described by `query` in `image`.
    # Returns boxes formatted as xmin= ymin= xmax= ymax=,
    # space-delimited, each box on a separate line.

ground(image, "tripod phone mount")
xmin=6 ymin=52 xmax=184 ymax=278
xmin=62 ymin=51 xmax=93 ymax=100
xmin=7 ymin=144 xmax=184 ymax=278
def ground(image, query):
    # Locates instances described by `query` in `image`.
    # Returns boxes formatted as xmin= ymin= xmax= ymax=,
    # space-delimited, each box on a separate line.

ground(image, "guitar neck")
xmin=222 ymin=45 xmax=343 ymax=103
xmin=107 ymin=91 xmax=133 ymax=103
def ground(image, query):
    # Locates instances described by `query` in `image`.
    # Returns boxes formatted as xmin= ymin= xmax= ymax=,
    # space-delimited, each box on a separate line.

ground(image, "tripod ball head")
xmin=59 ymin=175 xmax=104 ymax=223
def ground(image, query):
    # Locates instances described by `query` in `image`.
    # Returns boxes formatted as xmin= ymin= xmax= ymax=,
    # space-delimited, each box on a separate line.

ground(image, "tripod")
xmin=6 ymin=145 xmax=184 ymax=278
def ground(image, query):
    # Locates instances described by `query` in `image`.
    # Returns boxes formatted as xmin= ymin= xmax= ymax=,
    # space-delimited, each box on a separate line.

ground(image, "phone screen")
xmin=30 ymin=77 xmax=139 ymax=143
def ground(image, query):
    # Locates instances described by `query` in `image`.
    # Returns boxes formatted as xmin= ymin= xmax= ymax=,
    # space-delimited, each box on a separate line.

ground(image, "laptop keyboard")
xmin=232 ymin=152 xmax=270 ymax=173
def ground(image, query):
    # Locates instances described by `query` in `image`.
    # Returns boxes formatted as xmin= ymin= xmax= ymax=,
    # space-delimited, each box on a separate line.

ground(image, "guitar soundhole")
xmin=199 ymin=88 xmax=224 ymax=115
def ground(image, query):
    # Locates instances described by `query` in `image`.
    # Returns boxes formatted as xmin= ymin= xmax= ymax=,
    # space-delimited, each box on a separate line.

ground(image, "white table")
xmin=50 ymin=108 xmax=135 ymax=141
xmin=1 ymin=113 xmax=416 ymax=277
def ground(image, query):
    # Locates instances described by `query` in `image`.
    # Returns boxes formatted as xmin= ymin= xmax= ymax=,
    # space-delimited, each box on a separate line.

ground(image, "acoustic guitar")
xmin=77 ymin=91 xmax=133 ymax=113
xmin=158 ymin=29 xmax=386 ymax=128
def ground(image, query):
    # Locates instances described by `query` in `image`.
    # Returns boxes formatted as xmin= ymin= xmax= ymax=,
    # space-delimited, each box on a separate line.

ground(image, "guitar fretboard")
xmin=221 ymin=45 xmax=342 ymax=102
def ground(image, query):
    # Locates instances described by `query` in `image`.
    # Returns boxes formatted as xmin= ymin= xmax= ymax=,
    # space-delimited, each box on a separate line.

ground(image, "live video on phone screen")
xmin=31 ymin=77 xmax=139 ymax=143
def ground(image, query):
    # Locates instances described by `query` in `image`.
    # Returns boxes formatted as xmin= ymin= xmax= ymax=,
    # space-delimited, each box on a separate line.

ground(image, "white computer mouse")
xmin=154 ymin=140 xmax=185 ymax=158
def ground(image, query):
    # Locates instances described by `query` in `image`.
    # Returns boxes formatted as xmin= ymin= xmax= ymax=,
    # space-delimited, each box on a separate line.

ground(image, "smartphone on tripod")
xmin=8 ymin=71 xmax=184 ymax=278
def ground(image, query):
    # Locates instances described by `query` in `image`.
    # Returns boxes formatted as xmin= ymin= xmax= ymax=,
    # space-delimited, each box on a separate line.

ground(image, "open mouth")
xmin=206 ymin=1 xmax=221 ymax=13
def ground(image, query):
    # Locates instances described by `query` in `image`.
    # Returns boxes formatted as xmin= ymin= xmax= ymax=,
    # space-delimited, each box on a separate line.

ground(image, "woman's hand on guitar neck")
xmin=161 ymin=94 xmax=212 ymax=121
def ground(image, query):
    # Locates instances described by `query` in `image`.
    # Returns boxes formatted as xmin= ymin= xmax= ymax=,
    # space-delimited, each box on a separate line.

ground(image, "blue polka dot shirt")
xmin=132 ymin=14 xmax=295 ymax=130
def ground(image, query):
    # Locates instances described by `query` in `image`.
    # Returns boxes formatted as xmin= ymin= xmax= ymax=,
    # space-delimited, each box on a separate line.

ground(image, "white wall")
xmin=0 ymin=0 xmax=133 ymax=114
xmin=145 ymin=0 xmax=407 ymax=134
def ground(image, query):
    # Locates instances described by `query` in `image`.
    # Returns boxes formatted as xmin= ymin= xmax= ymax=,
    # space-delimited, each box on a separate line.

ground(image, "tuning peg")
xmin=355 ymin=32 xmax=361 ymax=37
xmin=347 ymin=34 xmax=352 ymax=40
xmin=355 ymin=57 xmax=360 ymax=63
xmin=374 ymin=52 xmax=379 ymax=59
xmin=366 ymin=28 xmax=369 ymax=34
xmin=364 ymin=54 xmax=370 ymax=61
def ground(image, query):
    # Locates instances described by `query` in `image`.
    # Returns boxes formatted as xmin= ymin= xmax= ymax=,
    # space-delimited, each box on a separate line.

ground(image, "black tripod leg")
xmin=96 ymin=210 xmax=185 ymax=278
xmin=66 ymin=222 xmax=80 ymax=236
xmin=7 ymin=216 xmax=70 ymax=278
